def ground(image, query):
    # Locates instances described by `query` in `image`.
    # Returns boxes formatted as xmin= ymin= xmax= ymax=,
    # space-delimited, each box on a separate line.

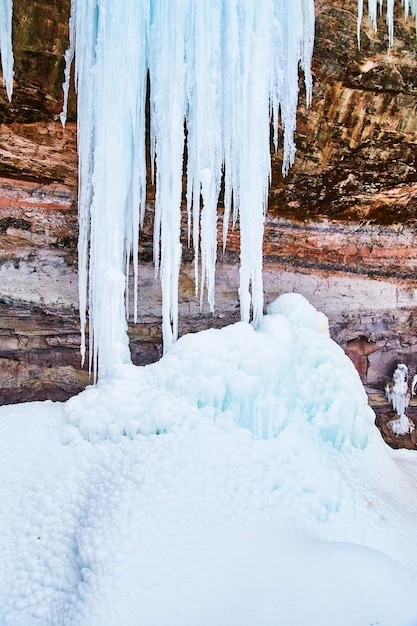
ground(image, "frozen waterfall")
xmin=0 ymin=0 xmax=414 ymax=381
xmin=65 ymin=0 xmax=414 ymax=381
xmin=61 ymin=0 xmax=315 ymax=380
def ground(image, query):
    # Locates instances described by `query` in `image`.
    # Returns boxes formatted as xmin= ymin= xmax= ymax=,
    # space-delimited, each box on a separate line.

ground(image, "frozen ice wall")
xmin=66 ymin=0 xmax=415 ymax=382
xmin=0 ymin=0 xmax=13 ymax=100
xmin=61 ymin=0 xmax=417 ymax=381
xmin=61 ymin=0 xmax=315 ymax=380
xmin=3 ymin=0 xmax=415 ymax=382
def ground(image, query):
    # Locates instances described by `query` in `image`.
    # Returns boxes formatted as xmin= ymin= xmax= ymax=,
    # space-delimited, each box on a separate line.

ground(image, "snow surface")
xmin=1 ymin=294 xmax=417 ymax=626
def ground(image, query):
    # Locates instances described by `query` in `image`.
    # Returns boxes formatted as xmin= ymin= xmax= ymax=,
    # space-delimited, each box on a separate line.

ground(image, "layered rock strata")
xmin=2 ymin=173 xmax=417 ymax=404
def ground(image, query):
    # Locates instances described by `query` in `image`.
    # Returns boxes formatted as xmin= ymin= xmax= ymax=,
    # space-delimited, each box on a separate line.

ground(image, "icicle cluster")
xmin=358 ymin=0 xmax=417 ymax=46
xmin=385 ymin=363 xmax=410 ymax=416
xmin=61 ymin=0 xmax=315 ymax=380
xmin=0 ymin=0 xmax=13 ymax=100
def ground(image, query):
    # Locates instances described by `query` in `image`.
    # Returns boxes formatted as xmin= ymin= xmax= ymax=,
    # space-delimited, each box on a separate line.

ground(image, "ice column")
xmin=0 ymin=0 xmax=13 ymax=100
xmin=63 ymin=0 xmax=149 ymax=379
xmin=385 ymin=364 xmax=410 ymax=417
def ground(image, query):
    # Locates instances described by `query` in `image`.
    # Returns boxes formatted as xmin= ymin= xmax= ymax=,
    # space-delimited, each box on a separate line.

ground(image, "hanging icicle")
xmin=62 ymin=0 xmax=149 ymax=380
xmin=0 ymin=0 xmax=13 ymax=100
xmin=358 ymin=0 xmax=417 ymax=46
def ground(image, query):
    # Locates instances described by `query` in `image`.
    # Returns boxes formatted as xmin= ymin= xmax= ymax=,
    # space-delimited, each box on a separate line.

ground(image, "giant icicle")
xmin=63 ymin=0 xmax=149 ymax=379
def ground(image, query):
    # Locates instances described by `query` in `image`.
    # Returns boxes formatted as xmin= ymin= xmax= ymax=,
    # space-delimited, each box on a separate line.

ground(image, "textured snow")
xmin=1 ymin=295 xmax=417 ymax=626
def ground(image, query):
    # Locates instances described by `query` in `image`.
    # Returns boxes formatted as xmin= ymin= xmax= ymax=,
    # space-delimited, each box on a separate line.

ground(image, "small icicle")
xmin=60 ymin=0 xmax=76 ymax=128
xmin=0 ymin=0 xmax=13 ymax=100
xmin=358 ymin=0 xmax=364 ymax=47
xmin=386 ymin=0 xmax=395 ymax=45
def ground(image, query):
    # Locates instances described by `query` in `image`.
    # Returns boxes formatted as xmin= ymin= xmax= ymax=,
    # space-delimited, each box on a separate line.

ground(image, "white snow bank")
xmin=0 ymin=294 xmax=417 ymax=626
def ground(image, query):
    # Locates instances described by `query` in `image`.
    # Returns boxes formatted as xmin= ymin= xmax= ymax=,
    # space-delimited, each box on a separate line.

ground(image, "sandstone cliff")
xmin=1 ymin=0 xmax=417 ymax=439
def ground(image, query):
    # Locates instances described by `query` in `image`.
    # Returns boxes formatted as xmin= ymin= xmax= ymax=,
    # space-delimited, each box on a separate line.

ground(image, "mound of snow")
xmin=0 ymin=294 xmax=417 ymax=626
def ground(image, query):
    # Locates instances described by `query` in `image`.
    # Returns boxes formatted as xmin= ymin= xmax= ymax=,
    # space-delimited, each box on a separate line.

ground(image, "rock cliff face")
xmin=1 ymin=1 xmax=417 ymax=420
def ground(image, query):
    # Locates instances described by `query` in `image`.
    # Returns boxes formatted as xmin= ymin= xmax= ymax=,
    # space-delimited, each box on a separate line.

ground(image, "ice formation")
xmin=61 ymin=0 xmax=417 ymax=380
xmin=64 ymin=294 xmax=372 ymax=449
xmin=389 ymin=412 xmax=414 ymax=435
xmin=385 ymin=363 xmax=415 ymax=436
xmin=0 ymin=0 xmax=13 ymax=100
xmin=0 ymin=0 xmax=413 ymax=381
xmin=1 ymin=5 xmax=417 ymax=624
xmin=358 ymin=0 xmax=417 ymax=46
xmin=412 ymin=373 xmax=417 ymax=396
xmin=59 ymin=0 xmax=315 ymax=380
xmin=385 ymin=363 xmax=410 ymax=417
